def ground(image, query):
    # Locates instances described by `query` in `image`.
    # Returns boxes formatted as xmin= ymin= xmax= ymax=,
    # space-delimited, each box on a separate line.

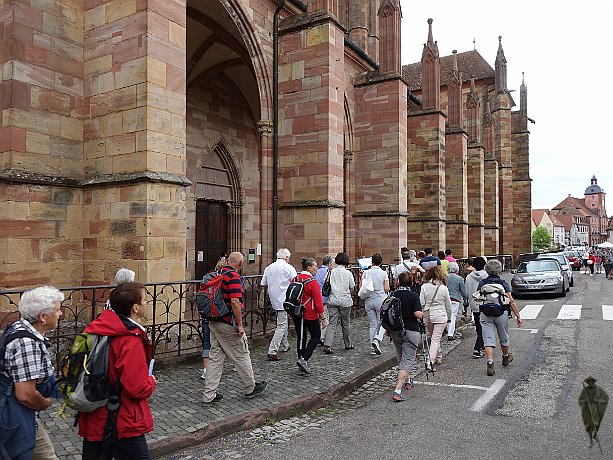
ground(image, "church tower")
xmin=585 ymin=175 xmax=606 ymax=212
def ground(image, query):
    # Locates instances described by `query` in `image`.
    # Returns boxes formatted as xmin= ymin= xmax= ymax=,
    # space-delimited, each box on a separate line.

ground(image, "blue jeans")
xmin=201 ymin=320 xmax=211 ymax=358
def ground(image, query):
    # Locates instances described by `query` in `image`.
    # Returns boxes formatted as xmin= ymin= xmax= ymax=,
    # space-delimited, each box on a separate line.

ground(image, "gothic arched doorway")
xmin=194 ymin=143 xmax=242 ymax=278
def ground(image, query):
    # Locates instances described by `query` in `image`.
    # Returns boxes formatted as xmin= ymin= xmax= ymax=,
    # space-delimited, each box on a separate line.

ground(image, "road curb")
xmin=149 ymin=352 xmax=397 ymax=458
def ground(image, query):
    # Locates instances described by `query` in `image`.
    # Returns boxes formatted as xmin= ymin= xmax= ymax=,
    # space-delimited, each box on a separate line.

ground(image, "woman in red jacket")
xmin=292 ymin=258 xmax=327 ymax=374
xmin=79 ymin=282 xmax=156 ymax=459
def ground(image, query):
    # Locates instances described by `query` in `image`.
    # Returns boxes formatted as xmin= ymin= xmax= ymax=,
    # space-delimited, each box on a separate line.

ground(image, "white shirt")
xmin=261 ymin=259 xmax=298 ymax=311
xmin=394 ymin=260 xmax=418 ymax=280
xmin=327 ymin=265 xmax=356 ymax=307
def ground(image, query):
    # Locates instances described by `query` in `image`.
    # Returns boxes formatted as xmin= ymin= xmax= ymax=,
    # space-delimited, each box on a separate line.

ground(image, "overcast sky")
xmin=399 ymin=1 xmax=612 ymax=215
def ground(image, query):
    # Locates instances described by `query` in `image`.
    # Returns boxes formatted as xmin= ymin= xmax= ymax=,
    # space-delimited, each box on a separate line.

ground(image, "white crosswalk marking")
xmin=556 ymin=304 xmax=582 ymax=320
xmin=519 ymin=304 xmax=544 ymax=320
xmin=603 ymin=305 xmax=613 ymax=321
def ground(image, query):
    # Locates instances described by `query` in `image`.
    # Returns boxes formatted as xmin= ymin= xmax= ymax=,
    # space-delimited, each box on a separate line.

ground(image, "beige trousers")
xmin=33 ymin=422 xmax=58 ymax=460
xmin=202 ymin=321 xmax=256 ymax=402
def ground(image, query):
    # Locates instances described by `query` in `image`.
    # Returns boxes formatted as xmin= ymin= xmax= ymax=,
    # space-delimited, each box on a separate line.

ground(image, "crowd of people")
xmin=236 ymin=247 xmax=521 ymax=402
xmin=1 ymin=248 xmax=520 ymax=458
xmin=579 ymin=246 xmax=613 ymax=278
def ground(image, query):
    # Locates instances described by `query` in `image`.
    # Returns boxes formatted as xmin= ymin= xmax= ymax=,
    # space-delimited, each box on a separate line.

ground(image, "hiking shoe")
xmin=447 ymin=336 xmax=455 ymax=341
xmin=297 ymin=358 xmax=311 ymax=374
xmin=486 ymin=362 xmax=495 ymax=376
xmin=280 ymin=346 xmax=291 ymax=353
xmin=434 ymin=358 xmax=442 ymax=365
xmin=245 ymin=381 xmax=267 ymax=399
xmin=472 ymin=350 xmax=485 ymax=359
xmin=404 ymin=379 xmax=414 ymax=391
xmin=267 ymin=354 xmax=281 ymax=361
xmin=426 ymin=363 xmax=437 ymax=372
xmin=371 ymin=339 xmax=382 ymax=355
xmin=502 ymin=353 xmax=514 ymax=367
xmin=200 ymin=369 xmax=207 ymax=380
xmin=392 ymin=392 xmax=406 ymax=402
xmin=345 ymin=344 xmax=354 ymax=350
xmin=203 ymin=393 xmax=223 ymax=405
xmin=323 ymin=346 xmax=333 ymax=354
xmin=370 ymin=348 xmax=377 ymax=355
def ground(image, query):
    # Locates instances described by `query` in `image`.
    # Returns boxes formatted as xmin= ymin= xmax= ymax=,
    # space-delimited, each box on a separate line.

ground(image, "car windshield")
xmin=537 ymin=254 xmax=566 ymax=265
xmin=517 ymin=260 xmax=560 ymax=273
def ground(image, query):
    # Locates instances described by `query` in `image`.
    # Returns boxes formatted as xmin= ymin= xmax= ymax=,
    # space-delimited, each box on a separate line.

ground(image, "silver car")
xmin=511 ymin=259 xmax=566 ymax=297
xmin=536 ymin=252 xmax=574 ymax=288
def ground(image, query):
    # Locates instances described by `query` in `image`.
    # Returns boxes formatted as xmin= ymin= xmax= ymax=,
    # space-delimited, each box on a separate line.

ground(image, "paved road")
xmin=168 ymin=271 xmax=613 ymax=459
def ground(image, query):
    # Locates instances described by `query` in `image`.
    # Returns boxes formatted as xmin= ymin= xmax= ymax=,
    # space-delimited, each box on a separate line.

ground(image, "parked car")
xmin=511 ymin=259 xmax=566 ymax=297
xmin=536 ymin=252 xmax=574 ymax=288
xmin=563 ymin=251 xmax=581 ymax=271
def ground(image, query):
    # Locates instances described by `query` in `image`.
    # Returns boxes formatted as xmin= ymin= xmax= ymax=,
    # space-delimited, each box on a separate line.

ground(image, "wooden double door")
xmin=195 ymin=200 xmax=228 ymax=280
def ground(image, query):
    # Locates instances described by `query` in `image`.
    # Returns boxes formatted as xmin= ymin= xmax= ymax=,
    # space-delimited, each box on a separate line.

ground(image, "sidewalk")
xmin=41 ymin=315 xmax=466 ymax=459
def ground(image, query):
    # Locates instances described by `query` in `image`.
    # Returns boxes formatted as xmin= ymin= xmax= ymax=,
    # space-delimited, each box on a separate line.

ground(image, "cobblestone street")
xmin=42 ymin=315 xmax=465 ymax=459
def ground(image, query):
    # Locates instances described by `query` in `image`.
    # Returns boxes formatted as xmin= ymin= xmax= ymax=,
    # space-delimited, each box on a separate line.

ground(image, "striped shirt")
xmin=1 ymin=319 xmax=53 ymax=384
xmin=221 ymin=266 xmax=244 ymax=319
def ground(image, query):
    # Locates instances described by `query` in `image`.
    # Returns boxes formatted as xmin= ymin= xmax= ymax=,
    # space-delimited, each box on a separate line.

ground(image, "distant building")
xmin=550 ymin=176 xmax=607 ymax=246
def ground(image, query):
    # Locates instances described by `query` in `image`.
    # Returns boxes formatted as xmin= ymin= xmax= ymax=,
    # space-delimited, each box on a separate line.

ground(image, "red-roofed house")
xmin=550 ymin=176 xmax=607 ymax=245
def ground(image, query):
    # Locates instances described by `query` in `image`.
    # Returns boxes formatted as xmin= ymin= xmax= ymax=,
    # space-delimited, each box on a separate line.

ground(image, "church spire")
xmin=466 ymin=76 xmax=481 ymax=143
xmin=448 ymin=50 xmax=463 ymax=128
xmin=519 ymin=71 xmax=528 ymax=130
xmin=495 ymin=35 xmax=507 ymax=92
xmin=421 ymin=18 xmax=440 ymax=110
xmin=377 ymin=0 xmax=402 ymax=74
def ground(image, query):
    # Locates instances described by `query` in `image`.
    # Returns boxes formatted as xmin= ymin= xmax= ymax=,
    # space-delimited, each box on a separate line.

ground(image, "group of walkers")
xmin=250 ymin=247 xmax=521 ymax=402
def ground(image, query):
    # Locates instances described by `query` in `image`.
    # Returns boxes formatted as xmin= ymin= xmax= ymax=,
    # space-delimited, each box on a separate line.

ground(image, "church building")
xmin=0 ymin=0 xmax=532 ymax=288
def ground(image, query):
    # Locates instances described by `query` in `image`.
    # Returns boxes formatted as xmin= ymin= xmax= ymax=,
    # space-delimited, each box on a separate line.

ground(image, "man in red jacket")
xmin=78 ymin=282 xmax=156 ymax=460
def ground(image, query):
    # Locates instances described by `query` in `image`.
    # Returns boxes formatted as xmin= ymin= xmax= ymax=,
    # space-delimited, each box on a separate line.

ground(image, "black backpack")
xmin=380 ymin=294 xmax=404 ymax=331
xmin=0 ymin=327 xmax=38 ymax=373
xmin=283 ymin=278 xmax=316 ymax=317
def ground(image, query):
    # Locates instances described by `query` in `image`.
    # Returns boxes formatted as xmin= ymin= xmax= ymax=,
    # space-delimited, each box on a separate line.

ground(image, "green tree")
xmin=532 ymin=226 xmax=552 ymax=252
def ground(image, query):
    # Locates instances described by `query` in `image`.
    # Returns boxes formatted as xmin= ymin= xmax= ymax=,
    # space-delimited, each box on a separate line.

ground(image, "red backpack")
xmin=196 ymin=270 xmax=232 ymax=320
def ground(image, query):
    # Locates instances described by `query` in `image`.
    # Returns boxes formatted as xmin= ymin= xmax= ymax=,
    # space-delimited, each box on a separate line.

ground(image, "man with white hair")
xmin=115 ymin=268 xmax=135 ymax=285
xmin=261 ymin=248 xmax=297 ymax=361
xmin=0 ymin=286 xmax=63 ymax=459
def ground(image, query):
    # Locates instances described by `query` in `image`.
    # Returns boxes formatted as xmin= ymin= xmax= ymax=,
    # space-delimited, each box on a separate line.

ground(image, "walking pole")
xmin=419 ymin=319 xmax=434 ymax=381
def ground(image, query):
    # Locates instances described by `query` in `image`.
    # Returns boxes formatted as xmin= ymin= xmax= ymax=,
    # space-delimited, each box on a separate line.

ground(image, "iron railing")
xmin=0 ymin=276 xmax=275 ymax=371
xmin=0 ymin=271 xmax=372 ymax=370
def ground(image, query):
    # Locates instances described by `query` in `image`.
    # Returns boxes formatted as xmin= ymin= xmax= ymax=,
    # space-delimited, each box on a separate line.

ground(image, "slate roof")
xmin=402 ymin=50 xmax=495 ymax=91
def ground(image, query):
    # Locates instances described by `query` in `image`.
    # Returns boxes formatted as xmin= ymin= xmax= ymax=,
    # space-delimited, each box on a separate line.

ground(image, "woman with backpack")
xmin=389 ymin=272 xmax=423 ymax=402
xmin=478 ymin=259 xmax=522 ymax=376
xmin=420 ymin=266 xmax=452 ymax=371
xmin=79 ymin=282 xmax=156 ymax=459
xmin=292 ymin=258 xmax=327 ymax=374
xmin=362 ymin=253 xmax=390 ymax=355
xmin=323 ymin=253 xmax=356 ymax=354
